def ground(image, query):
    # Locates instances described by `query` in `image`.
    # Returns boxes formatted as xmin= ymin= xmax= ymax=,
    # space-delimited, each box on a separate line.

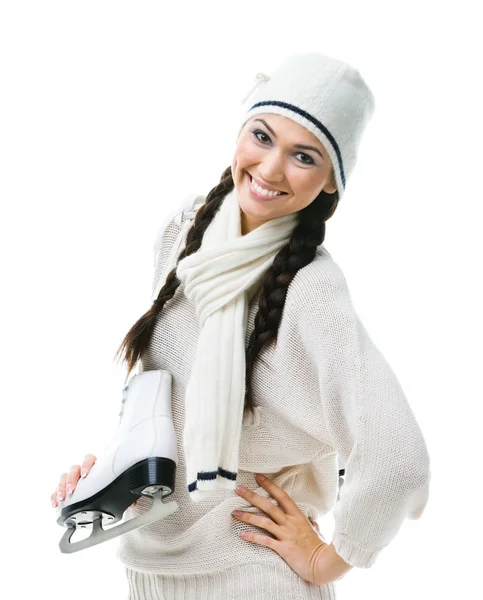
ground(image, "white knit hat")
xmin=238 ymin=52 xmax=376 ymax=200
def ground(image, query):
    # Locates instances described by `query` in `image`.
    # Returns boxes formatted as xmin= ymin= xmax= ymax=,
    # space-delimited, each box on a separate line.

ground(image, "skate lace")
xmin=118 ymin=383 xmax=129 ymax=423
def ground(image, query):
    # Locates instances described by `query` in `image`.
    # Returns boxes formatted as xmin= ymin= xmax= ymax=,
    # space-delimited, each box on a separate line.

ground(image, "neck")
xmin=240 ymin=208 xmax=265 ymax=236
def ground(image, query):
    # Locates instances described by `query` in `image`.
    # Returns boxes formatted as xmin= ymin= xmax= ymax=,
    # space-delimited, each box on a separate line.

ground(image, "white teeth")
xmin=250 ymin=176 xmax=282 ymax=197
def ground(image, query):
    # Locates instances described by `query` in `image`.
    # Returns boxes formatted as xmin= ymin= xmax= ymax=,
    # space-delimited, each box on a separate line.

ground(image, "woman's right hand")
xmin=51 ymin=454 xmax=97 ymax=508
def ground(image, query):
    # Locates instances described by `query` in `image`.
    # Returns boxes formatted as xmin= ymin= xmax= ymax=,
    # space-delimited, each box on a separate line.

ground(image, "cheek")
xmin=234 ymin=138 xmax=260 ymax=168
xmin=232 ymin=146 xmax=258 ymax=186
xmin=292 ymin=174 xmax=320 ymax=197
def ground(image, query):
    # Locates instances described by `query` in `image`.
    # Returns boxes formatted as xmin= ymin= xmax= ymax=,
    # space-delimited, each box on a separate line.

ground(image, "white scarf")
xmin=176 ymin=185 xmax=298 ymax=501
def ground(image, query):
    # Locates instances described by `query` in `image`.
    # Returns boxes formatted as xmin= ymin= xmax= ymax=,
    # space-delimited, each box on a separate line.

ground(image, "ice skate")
xmin=56 ymin=369 xmax=180 ymax=554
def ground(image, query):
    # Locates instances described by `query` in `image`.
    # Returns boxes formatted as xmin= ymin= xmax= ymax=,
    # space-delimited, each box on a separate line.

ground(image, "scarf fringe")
xmin=188 ymin=468 xmax=238 ymax=501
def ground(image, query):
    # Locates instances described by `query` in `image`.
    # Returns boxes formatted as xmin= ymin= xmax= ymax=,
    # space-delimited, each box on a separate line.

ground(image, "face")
xmin=231 ymin=113 xmax=337 ymax=236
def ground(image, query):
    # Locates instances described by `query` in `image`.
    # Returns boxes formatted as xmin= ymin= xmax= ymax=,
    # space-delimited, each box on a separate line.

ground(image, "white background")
xmin=1 ymin=1 xmax=481 ymax=598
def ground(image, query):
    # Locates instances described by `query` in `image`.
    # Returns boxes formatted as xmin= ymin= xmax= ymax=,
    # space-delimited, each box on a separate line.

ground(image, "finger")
xmin=255 ymin=474 xmax=300 ymax=517
xmin=233 ymin=509 xmax=281 ymax=539
xmin=239 ymin=529 xmax=279 ymax=551
xmin=65 ymin=465 xmax=81 ymax=496
xmin=236 ymin=486 xmax=287 ymax=526
xmin=308 ymin=517 xmax=320 ymax=532
xmin=52 ymin=472 xmax=68 ymax=505
xmin=80 ymin=454 xmax=97 ymax=479
xmin=51 ymin=455 xmax=97 ymax=507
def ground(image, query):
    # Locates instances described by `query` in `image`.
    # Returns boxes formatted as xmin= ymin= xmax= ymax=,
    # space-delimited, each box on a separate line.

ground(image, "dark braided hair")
xmin=113 ymin=164 xmax=339 ymax=422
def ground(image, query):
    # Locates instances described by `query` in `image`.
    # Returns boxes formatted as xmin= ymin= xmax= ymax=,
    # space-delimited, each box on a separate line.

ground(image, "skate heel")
xmin=126 ymin=456 xmax=176 ymax=498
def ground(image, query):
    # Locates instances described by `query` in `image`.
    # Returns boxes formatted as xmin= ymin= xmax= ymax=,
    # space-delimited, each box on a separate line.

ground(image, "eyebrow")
xmin=253 ymin=118 xmax=324 ymax=159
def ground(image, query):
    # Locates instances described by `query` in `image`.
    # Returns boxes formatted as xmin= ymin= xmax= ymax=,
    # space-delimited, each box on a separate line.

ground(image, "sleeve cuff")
xmin=331 ymin=531 xmax=384 ymax=569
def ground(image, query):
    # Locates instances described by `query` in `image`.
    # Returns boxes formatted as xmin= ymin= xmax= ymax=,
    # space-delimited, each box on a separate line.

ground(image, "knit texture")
xmin=175 ymin=186 xmax=298 ymax=500
xmin=115 ymin=204 xmax=431 ymax=579
xmin=238 ymin=52 xmax=376 ymax=202
xmin=124 ymin=561 xmax=336 ymax=599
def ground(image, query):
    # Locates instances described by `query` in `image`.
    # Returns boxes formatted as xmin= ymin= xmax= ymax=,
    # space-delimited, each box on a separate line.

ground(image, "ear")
xmin=323 ymin=181 xmax=338 ymax=194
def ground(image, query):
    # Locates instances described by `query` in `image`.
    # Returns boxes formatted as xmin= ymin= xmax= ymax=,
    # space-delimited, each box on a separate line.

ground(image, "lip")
xmin=246 ymin=173 xmax=287 ymax=200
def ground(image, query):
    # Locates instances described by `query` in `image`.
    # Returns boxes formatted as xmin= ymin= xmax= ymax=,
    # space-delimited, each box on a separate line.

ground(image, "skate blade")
xmin=59 ymin=490 xmax=179 ymax=554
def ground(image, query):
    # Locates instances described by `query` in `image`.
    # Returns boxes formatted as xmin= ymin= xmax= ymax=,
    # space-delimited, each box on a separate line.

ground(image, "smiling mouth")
xmin=247 ymin=173 xmax=288 ymax=197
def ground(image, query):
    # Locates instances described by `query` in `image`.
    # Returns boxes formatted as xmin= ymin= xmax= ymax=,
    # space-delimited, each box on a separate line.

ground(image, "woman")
xmin=52 ymin=53 xmax=431 ymax=598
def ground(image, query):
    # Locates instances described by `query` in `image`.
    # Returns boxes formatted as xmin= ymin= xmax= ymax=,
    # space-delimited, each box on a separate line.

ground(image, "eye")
xmin=251 ymin=129 xmax=316 ymax=165
xmin=295 ymin=152 xmax=315 ymax=165
xmin=253 ymin=129 xmax=271 ymax=144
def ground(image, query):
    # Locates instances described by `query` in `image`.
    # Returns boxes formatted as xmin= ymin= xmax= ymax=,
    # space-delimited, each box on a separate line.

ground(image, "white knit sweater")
xmin=115 ymin=200 xmax=431 ymax=578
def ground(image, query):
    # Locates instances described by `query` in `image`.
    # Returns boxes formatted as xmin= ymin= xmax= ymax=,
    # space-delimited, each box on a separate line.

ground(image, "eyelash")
xmin=251 ymin=129 xmax=316 ymax=165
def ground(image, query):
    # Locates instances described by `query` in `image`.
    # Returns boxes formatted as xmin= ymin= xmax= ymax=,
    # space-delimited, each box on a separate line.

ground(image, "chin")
xmin=238 ymin=193 xmax=266 ymax=217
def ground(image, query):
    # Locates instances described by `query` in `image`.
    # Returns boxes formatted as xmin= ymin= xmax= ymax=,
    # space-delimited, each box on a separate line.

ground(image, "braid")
xmin=113 ymin=166 xmax=233 ymax=375
xmin=244 ymin=171 xmax=338 ymax=420
xmin=114 ymin=165 xmax=339 ymax=421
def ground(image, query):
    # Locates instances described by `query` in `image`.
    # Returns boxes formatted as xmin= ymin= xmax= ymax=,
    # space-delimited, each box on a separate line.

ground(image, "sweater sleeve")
xmin=297 ymin=260 xmax=432 ymax=569
xmin=151 ymin=213 xmax=182 ymax=301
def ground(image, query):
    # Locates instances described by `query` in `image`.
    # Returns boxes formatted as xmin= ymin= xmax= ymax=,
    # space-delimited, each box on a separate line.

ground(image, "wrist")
xmin=314 ymin=542 xmax=354 ymax=586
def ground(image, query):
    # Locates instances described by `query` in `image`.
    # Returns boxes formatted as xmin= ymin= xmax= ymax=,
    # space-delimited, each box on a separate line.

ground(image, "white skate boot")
xmin=55 ymin=369 xmax=179 ymax=554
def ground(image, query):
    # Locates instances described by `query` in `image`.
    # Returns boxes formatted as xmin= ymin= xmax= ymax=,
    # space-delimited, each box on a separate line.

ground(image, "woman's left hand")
xmin=232 ymin=473 xmax=330 ymax=585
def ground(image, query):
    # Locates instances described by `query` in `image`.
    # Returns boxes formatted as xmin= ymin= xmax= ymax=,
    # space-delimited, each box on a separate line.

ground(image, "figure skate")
xmin=56 ymin=368 xmax=179 ymax=554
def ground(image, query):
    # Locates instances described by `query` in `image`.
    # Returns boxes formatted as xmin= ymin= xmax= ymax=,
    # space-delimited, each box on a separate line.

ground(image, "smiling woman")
xmin=107 ymin=51 xmax=430 ymax=599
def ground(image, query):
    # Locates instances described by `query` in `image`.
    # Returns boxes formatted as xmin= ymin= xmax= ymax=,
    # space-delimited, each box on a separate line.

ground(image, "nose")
xmin=258 ymin=152 xmax=285 ymax=185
